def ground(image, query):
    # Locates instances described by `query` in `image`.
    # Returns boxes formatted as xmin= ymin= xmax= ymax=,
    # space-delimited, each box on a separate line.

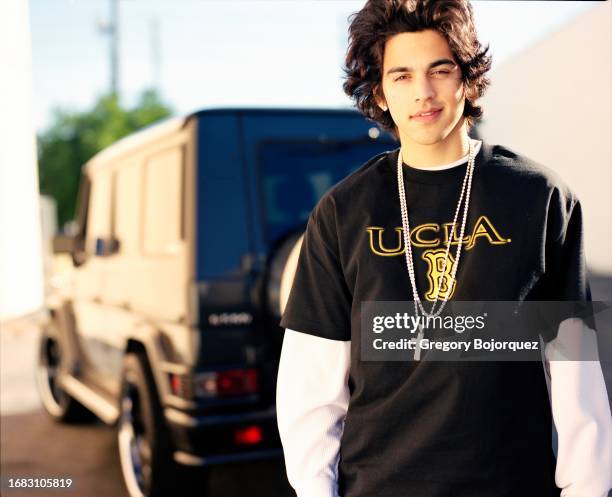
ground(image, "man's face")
xmin=378 ymin=29 xmax=466 ymax=146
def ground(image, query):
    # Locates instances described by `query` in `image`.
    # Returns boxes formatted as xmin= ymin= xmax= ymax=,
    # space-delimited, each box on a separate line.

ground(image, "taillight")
xmin=168 ymin=373 xmax=194 ymax=398
xmin=234 ymin=425 xmax=263 ymax=446
xmin=217 ymin=369 xmax=258 ymax=396
xmin=177 ymin=368 xmax=258 ymax=399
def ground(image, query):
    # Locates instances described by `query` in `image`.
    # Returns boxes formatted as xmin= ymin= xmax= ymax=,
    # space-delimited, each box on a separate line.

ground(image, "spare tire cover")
xmin=279 ymin=234 xmax=304 ymax=317
xmin=267 ymin=231 xmax=304 ymax=319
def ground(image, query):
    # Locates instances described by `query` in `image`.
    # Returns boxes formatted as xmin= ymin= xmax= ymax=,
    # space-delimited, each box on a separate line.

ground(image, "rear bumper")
xmin=165 ymin=405 xmax=283 ymax=466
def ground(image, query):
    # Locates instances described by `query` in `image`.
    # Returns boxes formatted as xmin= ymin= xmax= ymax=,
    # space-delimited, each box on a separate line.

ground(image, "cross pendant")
xmin=409 ymin=323 xmax=425 ymax=361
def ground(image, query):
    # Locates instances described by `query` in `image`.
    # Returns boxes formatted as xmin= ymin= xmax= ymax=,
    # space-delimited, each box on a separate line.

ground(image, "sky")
xmin=29 ymin=0 xmax=597 ymax=133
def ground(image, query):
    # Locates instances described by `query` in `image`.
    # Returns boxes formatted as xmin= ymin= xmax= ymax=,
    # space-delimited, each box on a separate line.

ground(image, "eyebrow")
xmin=386 ymin=58 xmax=457 ymax=76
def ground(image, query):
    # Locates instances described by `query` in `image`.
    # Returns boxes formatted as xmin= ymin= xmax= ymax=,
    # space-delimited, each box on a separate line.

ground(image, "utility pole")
xmin=150 ymin=16 xmax=161 ymax=92
xmin=97 ymin=0 xmax=120 ymax=98
xmin=110 ymin=0 xmax=119 ymax=96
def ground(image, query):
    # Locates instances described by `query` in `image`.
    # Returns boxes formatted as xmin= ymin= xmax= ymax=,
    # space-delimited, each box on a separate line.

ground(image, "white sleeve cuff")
xmin=294 ymin=476 xmax=340 ymax=497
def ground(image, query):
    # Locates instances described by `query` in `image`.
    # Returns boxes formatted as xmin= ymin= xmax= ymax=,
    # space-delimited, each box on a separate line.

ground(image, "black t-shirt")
xmin=280 ymin=140 xmax=591 ymax=497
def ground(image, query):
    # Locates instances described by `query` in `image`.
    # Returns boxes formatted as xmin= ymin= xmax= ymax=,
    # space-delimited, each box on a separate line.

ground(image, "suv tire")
xmin=36 ymin=328 xmax=93 ymax=423
xmin=117 ymin=352 xmax=188 ymax=497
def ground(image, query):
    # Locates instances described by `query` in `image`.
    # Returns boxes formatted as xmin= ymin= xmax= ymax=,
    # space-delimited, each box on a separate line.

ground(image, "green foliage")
xmin=37 ymin=89 xmax=173 ymax=228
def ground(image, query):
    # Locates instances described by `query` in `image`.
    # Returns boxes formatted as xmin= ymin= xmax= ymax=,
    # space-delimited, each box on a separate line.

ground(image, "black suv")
xmin=37 ymin=107 xmax=395 ymax=497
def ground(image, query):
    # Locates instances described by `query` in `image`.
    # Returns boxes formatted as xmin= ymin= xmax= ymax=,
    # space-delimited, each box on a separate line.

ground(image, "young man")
xmin=277 ymin=1 xmax=611 ymax=497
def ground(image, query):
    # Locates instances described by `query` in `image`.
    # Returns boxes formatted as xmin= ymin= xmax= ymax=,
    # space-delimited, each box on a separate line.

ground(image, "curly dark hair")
xmin=342 ymin=0 xmax=492 ymax=137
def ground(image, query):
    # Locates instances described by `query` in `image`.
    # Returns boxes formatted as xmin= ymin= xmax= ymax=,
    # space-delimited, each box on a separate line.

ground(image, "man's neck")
xmin=399 ymin=127 xmax=470 ymax=169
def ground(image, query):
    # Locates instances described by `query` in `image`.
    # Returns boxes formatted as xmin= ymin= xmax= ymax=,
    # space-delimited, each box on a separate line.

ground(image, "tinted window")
xmin=85 ymin=170 xmax=112 ymax=255
xmin=257 ymin=139 xmax=395 ymax=243
xmin=143 ymin=146 xmax=184 ymax=255
xmin=114 ymin=163 xmax=141 ymax=255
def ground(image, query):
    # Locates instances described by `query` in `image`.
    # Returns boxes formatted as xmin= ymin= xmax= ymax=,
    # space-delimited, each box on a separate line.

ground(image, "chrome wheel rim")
xmin=118 ymin=380 xmax=150 ymax=497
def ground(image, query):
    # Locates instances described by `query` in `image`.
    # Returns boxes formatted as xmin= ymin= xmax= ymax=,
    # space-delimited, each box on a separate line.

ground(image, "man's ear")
xmin=374 ymin=85 xmax=388 ymax=112
xmin=461 ymin=80 xmax=469 ymax=101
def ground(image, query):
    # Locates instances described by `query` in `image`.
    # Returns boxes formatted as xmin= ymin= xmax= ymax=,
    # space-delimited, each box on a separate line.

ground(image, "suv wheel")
xmin=118 ymin=353 xmax=179 ymax=497
xmin=36 ymin=330 xmax=92 ymax=422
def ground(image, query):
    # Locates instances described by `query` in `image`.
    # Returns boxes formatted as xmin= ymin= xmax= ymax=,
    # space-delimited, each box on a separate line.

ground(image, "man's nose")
xmin=414 ymin=73 xmax=436 ymax=102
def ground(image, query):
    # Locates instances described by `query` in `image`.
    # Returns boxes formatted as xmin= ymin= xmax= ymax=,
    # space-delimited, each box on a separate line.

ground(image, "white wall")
xmin=479 ymin=1 xmax=611 ymax=275
xmin=0 ymin=0 xmax=45 ymax=322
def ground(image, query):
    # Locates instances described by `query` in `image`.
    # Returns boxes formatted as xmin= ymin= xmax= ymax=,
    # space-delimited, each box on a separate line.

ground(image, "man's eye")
xmin=394 ymin=70 xmax=451 ymax=82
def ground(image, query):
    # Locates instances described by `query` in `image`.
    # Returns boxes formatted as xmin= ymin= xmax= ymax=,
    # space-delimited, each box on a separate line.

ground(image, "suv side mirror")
xmin=53 ymin=234 xmax=75 ymax=254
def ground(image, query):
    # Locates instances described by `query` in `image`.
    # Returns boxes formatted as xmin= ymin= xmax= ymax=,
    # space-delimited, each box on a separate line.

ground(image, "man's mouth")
xmin=410 ymin=108 xmax=443 ymax=122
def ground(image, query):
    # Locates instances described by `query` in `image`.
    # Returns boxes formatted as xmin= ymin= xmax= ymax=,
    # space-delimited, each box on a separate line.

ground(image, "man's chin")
xmin=400 ymin=121 xmax=459 ymax=146
xmin=402 ymin=132 xmax=447 ymax=147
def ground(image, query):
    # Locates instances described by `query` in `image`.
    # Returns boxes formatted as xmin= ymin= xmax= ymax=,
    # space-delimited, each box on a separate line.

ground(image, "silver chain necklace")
xmin=396 ymin=138 xmax=477 ymax=321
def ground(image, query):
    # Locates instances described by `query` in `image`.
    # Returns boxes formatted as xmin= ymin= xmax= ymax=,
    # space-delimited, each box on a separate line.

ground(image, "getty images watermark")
xmin=360 ymin=301 xmax=611 ymax=362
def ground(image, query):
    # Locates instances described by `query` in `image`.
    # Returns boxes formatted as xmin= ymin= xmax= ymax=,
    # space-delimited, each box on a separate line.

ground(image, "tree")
xmin=37 ymin=89 xmax=174 ymax=228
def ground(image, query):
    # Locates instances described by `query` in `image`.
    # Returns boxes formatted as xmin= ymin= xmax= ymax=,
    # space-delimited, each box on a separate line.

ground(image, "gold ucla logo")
xmin=366 ymin=216 xmax=510 ymax=255
xmin=366 ymin=216 xmax=510 ymax=301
